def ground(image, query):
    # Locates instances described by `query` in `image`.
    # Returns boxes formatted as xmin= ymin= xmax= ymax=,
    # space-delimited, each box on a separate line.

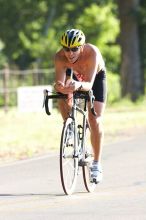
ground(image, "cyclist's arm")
xmin=54 ymin=52 xmax=84 ymax=93
xmin=54 ymin=53 xmax=67 ymax=93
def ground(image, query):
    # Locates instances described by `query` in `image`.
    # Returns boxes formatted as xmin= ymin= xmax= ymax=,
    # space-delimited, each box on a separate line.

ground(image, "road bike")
xmin=43 ymin=89 xmax=97 ymax=195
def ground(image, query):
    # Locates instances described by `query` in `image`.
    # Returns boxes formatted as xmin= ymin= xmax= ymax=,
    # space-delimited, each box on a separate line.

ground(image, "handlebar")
xmin=43 ymin=90 xmax=67 ymax=115
xmin=43 ymin=89 xmax=96 ymax=116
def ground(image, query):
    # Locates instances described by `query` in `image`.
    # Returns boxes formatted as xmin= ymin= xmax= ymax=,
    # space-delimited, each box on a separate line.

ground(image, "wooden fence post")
xmin=3 ymin=64 xmax=9 ymax=113
xmin=32 ymin=64 xmax=39 ymax=85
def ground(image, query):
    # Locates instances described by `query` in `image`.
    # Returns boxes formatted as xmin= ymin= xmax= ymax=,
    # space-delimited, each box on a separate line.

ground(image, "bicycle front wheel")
xmin=82 ymin=124 xmax=96 ymax=192
xmin=60 ymin=117 xmax=78 ymax=195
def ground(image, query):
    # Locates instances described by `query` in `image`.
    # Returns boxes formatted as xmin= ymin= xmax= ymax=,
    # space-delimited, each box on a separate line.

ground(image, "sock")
xmin=93 ymin=160 xmax=98 ymax=165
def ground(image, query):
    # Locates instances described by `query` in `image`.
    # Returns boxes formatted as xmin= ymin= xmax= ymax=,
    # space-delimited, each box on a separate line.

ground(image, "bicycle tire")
xmin=82 ymin=125 xmax=96 ymax=192
xmin=60 ymin=117 xmax=79 ymax=195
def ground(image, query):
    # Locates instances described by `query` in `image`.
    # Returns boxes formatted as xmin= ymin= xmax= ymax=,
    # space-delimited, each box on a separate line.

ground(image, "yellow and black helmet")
xmin=60 ymin=29 xmax=85 ymax=48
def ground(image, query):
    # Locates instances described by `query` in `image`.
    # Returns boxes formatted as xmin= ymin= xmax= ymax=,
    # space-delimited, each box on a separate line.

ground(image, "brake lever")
xmin=43 ymin=89 xmax=51 ymax=115
xmin=42 ymin=89 xmax=48 ymax=108
xmin=88 ymin=90 xmax=97 ymax=116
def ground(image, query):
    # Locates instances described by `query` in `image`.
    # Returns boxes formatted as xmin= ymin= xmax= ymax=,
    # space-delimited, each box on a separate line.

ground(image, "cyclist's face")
xmin=63 ymin=46 xmax=82 ymax=63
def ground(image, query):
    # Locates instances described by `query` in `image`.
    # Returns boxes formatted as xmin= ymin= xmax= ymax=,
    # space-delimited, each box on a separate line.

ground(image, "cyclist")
xmin=54 ymin=29 xmax=107 ymax=183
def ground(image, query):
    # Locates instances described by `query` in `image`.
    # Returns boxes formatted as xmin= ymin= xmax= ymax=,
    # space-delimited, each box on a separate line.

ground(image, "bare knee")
xmin=89 ymin=115 xmax=104 ymax=136
xmin=88 ymin=100 xmax=105 ymax=134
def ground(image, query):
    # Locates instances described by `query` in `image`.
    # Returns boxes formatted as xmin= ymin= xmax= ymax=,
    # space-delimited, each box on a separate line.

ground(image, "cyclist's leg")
xmin=88 ymin=101 xmax=105 ymax=162
xmin=88 ymin=69 xmax=107 ymax=162
xmin=87 ymin=71 xmax=106 ymax=183
xmin=58 ymin=99 xmax=71 ymax=121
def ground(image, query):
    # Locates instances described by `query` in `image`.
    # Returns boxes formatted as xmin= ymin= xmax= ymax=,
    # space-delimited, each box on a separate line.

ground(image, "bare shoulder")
xmin=54 ymin=49 xmax=65 ymax=63
xmin=84 ymin=43 xmax=102 ymax=56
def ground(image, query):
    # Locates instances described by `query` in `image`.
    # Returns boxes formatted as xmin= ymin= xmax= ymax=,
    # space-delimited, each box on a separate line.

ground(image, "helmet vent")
xmin=68 ymin=31 xmax=74 ymax=46
xmin=65 ymin=35 xmax=68 ymax=45
xmin=72 ymin=37 xmax=76 ymax=46
xmin=70 ymin=30 xmax=75 ymax=35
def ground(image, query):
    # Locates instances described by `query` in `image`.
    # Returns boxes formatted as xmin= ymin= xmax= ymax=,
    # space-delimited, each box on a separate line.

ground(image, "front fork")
xmin=71 ymin=99 xmax=87 ymax=163
xmin=77 ymin=115 xmax=88 ymax=167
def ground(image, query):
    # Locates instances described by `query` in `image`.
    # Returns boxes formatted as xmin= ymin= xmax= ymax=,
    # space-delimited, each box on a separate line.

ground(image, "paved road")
xmin=0 ymin=134 xmax=146 ymax=220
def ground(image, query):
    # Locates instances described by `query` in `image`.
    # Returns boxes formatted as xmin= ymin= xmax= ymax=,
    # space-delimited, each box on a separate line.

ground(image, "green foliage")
xmin=107 ymin=72 xmax=121 ymax=104
xmin=0 ymin=0 xmax=120 ymax=71
xmin=0 ymin=53 xmax=7 ymax=68
xmin=107 ymin=72 xmax=146 ymax=106
xmin=0 ymin=40 xmax=7 ymax=67
xmin=76 ymin=3 xmax=120 ymax=72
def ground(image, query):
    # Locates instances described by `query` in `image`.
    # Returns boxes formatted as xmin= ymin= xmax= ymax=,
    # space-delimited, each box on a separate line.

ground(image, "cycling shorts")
xmin=73 ymin=69 xmax=107 ymax=103
xmin=92 ymin=69 xmax=107 ymax=102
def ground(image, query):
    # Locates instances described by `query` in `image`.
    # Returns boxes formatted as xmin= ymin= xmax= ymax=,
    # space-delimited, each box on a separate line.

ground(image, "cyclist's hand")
xmin=54 ymin=81 xmax=65 ymax=93
xmin=65 ymin=80 xmax=79 ymax=92
xmin=54 ymin=81 xmax=72 ymax=94
xmin=54 ymin=80 xmax=79 ymax=94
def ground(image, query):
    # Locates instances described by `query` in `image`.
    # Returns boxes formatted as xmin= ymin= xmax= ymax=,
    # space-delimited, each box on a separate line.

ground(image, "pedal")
xmin=78 ymin=160 xmax=88 ymax=166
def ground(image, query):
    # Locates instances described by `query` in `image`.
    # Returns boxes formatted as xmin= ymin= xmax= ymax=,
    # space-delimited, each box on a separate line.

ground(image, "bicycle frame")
xmin=43 ymin=90 xmax=95 ymax=162
xmin=69 ymin=93 xmax=89 ymax=162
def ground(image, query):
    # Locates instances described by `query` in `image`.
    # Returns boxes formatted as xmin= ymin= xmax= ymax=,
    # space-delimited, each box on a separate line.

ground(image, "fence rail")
xmin=0 ymin=68 xmax=54 ymax=75
xmin=0 ymin=66 xmax=54 ymax=112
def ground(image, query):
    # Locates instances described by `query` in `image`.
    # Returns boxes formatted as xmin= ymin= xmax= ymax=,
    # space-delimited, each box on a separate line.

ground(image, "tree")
xmin=0 ymin=0 xmax=97 ymax=69
xmin=0 ymin=0 xmax=120 ymax=71
xmin=139 ymin=0 xmax=146 ymax=92
xmin=117 ymin=0 xmax=144 ymax=101
xmin=76 ymin=2 xmax=120 ymax=73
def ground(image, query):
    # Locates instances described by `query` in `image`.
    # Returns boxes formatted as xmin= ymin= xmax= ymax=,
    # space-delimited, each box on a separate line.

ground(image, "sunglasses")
xmin=63 ymin=46 xmax=80 ymax=52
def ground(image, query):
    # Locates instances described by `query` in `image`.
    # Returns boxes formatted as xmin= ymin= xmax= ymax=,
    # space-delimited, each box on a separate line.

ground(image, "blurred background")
xmin=0 ymin=0 xmax=146 ymax=162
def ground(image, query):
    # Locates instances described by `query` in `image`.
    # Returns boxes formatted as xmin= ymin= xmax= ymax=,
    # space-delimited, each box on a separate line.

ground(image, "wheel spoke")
xmin=82 ymin=125 xmax=96 ymax=192
xmin=60 ymin=118 xmax=78 ymax=195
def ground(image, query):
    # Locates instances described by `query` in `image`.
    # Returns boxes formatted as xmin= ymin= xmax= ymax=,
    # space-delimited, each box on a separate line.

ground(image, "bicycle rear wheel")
xmin=82 ymin=124 xmax=96 ymax=192
xmin=60 ymin=117 xmax=78 ymax=195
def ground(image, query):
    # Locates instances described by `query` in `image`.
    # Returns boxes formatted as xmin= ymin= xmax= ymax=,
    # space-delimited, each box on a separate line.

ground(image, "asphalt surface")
xmin=0 ymin=134 xmax=146 ymax=220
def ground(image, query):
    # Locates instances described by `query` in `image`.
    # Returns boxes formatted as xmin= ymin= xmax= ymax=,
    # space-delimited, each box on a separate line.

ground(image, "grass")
xmin=105 ymin=98 xmax=146 ymax=141
xmin=0 ymin=109 xmax=63 ymax=162
xmin=0 ymin=100 xmax=146 ymax=163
